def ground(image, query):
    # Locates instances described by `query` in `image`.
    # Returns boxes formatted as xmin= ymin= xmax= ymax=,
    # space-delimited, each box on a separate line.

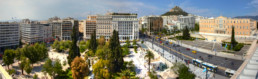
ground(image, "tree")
xmin=93 ymin=59 xmax=111 ymax=79
xmin=118 ymin=69 xmax=131 ymax=79
xmin=98 ymin=36 xmax=106 ymax=46
xmin=122 ymin=46 xmax=130 ymax=56
xmin=19 ymin=57 xmax=29 ymax=75
xmin=42 ymin=59 xmax=63 ymax=78
xmin=134 ymin=46 xmax=138 ymax=53
xmin=22 ymin=43 xmax=48 ymax=66
xmin=42 ymin=59 xmax=54 ymax=78
xmin=89 ymin=30 xmax=97 ymax=53
xmin=33 ymin=74 xmax=38 ymax=79
xmin=108 ymin=30 xmax=124 ymax=73
xmin=125 ymin=39 xmax=130 ymax=47
xmin=182 ymin=26 xmax=190 ymax=40
xmin=15 ymin=48 xmax=23 ymax=61
xmin=79 ymin=40 xmax=90 ymax=53
xmin=3 ymin=49 xmax=15 ymax=69
xmin=53 ymin=59 xmax=63 ymax=77
xmin=194 ymin=23 xmax=199 ymax=31
xmin=171 ymin=63 xmax=195 ymax=79
xmin=24 ymin=59 xmax=32 ymax=75
xmin=71 ymin=57 xmax=89 ymax=79
xmin=231 ymin=26 xmax=238 ymax=49
xmin=68 ymin=26 xmax=80 ymax=65
xmin=144 ymin=50 xmax=154 ymax=72
xmin=133 ymin=39 xmax=137 ymax=46
xmin=257 ymin=22 xmax=258 ymax=29
xmin=133 ymin=39 xmax=138 ymax=53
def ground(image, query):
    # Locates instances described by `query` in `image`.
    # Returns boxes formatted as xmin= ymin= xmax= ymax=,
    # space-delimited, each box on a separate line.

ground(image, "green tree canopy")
xmin=231 ymin=26 xmax=238 ymax=48
xmin=182 ymin=26 xmax=191 ymax=40
xmin=3 ymin=49 xmax=16 ymax=69
xmin=68 ymin=26 xmax=80 ymax=65
xmin=108 ymin=30 xmax=124 ymax=73
xmin=89 ymin=30 xmax=98 ymax=53
xmin=171 ymin=63 xmax=195 ymax=79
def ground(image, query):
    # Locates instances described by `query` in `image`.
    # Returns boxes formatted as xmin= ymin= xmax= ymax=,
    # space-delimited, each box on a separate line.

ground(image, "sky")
xmin=0 ymin=0 xmax=257 ymax=21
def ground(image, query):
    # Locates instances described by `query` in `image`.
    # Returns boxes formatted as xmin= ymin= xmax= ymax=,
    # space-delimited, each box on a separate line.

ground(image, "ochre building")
xmin=199 ymin=16 xmax=257 ymax=36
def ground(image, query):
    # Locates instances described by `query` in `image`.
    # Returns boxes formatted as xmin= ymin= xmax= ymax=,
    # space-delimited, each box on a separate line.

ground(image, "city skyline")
xmin=0 ymin=0 xmax=257 ymax=21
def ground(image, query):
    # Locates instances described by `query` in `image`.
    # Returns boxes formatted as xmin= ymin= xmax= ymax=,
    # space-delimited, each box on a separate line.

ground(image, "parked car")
xmin=186 ymin=48 xmax=190 ymax=50
xmin=1 ymin=63 xmax=5 ymax=66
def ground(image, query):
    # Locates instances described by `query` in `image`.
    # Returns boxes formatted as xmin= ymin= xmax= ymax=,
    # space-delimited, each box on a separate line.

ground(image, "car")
xmin=1 ymin=63 xmax=5 ymax=66
xmin=186 ymin=48 xmax=190 ymax=50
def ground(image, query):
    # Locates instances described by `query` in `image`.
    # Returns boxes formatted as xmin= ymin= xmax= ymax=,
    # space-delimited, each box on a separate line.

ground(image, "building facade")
xmin=84 ymin=15 xmax=97 ymax=40
xmin=79 ymin=20 xmax=85 ymax=33
xmin=20 ymin=20 xmax=52 ymax=44
xmin=0 ymin=22 xmax=20 ymax=52
xmin=147 ymin=16 xmax=163 ymax=35
xmin=95 ymin=13 xmax=139 ymax=41
xmin=50 ymin=21 xmax=62 ymax=40
xmin=178 ymin=16 xmax=195 ymax=29
xmin=199 ymin=16 xmax=257 ymax=36
xmin=112 ymin=13 xmax=139 ymax=41
xmin=96 ymin=15 xmax=113 ymax=40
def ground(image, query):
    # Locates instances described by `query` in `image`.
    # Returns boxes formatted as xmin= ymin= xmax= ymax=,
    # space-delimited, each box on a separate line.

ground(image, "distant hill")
xmin=161 ymin=6 xmax=188 ymax=16
xmin=234 ymin=15 xmax=258 ymax=20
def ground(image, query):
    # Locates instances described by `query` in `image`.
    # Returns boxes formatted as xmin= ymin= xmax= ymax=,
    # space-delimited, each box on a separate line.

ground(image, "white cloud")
xmin=0 ymin=0 xmax=160 ymax=21
xmin=248 ymin=0 xmax=258 ymax=15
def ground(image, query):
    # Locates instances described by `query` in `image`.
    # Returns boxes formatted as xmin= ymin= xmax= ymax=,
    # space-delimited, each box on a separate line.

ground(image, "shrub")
xmin=233 ymin=43 xmax=244 ymax=51
xmin=33 ymin=74 xmax=38 ymax=79
xmin=7 ymin=69 xmax=15 ymax=75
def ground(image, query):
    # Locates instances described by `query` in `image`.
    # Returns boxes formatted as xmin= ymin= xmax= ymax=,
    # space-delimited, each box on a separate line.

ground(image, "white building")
xmin=162 ymin=15 xmax=195 ymax=30
xmin=0 ymin=22 xmax=20 ymax=52
xmin=112 ymin=13 xmax=139 ymax=41
xmin=178 ymin=16 xmax=195 ymax=29
xmin=96 ymin=13 xmax=139 ymax=41
xmin=20 ymin=19 xmax=52 ymax=44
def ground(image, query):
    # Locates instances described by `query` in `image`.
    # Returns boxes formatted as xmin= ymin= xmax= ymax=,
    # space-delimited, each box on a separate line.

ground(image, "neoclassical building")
xmin=199 ymin=16 xmax=257 ymax=36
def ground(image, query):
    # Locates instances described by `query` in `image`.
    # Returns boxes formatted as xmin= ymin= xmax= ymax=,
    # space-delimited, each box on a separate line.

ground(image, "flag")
xmin=203 ymin=68 xmax=207 ymax=72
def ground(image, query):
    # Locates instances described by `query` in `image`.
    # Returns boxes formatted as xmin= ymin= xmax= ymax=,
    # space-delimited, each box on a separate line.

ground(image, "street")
xmin=141 ymin=35 xmax=244 ymax=78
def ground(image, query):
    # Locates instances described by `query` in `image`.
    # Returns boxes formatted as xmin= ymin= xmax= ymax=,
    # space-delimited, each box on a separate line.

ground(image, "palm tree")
xmin=145 ymin=50 xmax=154 ymax=72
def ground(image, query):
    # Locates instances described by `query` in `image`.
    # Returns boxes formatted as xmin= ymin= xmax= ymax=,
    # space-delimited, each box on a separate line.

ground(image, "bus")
xmin=192 ymin=59 xmax=203 ymax=67
xmin=192 ymin=59 xmax=218 ymax=72
xmin=202 ymin=62 xmax=218 ymax=72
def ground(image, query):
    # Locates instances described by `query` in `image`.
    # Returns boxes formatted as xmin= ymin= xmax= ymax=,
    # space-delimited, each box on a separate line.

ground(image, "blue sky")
xmin=0 ymin=0 xmax=257 ymax=21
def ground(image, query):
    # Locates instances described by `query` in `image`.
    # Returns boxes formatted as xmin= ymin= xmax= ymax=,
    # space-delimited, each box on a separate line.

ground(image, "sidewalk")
xmin=167 ymin=39 xmax=243 ymax=60
xmin=0 ymin=65 xmax=12 ymax=79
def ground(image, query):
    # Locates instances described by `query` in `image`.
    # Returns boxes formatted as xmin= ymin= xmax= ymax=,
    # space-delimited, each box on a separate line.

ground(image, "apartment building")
xmin=20 ymin=20 xmax=52 ymax=44
xmin=84 ymin=15 xmax=97 ymax=40
xmin=199 ymin=16 xmax=257 ymax=36
xmin=0 ymin=22 xmax=19 ymax=52
xmin=49 ymin=17 xmax=79 ymax=40
xmin=50 ymin=21 xmax=62 ymax=39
